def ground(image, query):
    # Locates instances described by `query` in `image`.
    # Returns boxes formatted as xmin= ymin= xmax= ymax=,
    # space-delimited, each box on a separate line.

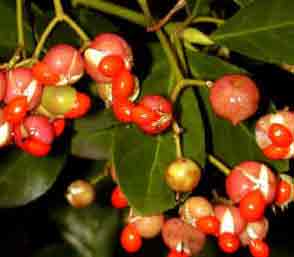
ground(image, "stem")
xmin=89 ymin=173 xmax=107 ymax=185
xmin=173 ymin=122 xmax=183 ymax=158
xmin=208 ymin=155 xmax=231 ymax=176
xmin=192 ymin=16 xmax=225 ymax=26
xmin=16 ymin=0 xmax=25 ymax=50
xmin=33 ymin=17 xmax=60 ymax=58
xmin=63 ymin=14 xmax=90 ymax=43
xmin=72 ymin=0 xmax=146 ymax=27
xmin=53 ymin=0 xmax=64 ymax=17
xmin=171 ymin=79 xmax=208 ymax=102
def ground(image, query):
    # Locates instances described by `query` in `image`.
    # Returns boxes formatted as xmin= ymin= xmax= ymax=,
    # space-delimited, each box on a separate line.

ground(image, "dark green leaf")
xmin=187 ymin=0 xmax=213 ymax=17
xmin=33 ymin=245 xmax=80 ymax=257
xmin=51 ymin=205 xmax=119 ymax=257
xmin=187 ymin=49 xmax=247 ymax=80
xmin=0 ymin=148 xmax=66 ymax=207
xmin=0 ymin=1 xmax=34 ymax=58
xmin=212 ymin=0 xmax=294 ymax=64
xmin=114 ymin=126 xmax=177 ymax=214
xmin=233 ymin=0 xmax=255 ymax=7
xmin=71 ymin=128 xmax=114 ymax=160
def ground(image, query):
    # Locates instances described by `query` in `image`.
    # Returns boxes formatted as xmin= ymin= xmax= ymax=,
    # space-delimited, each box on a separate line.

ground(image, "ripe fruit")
xmin=249 ymin=240 xmax=270 ymax=257
xmin=214 ymin=205 xmax=245 ymax=235
xmin=21 ymin=138 xmax=52 ymax=157
xmin=161 ymin=218 xmax=206 ymax=256
xmin=255 ymin=111 xmax=294 ymax=159
xmin=66 ymin=180 xmax=96 ymax=208
xmin=43 ymin=44 xmax=84 ymax=86
xmin=239 ymin=218 xmax=269 ymax=246
xmin=120 ymin=224 xmax=142 ymax=253
xmin=41 ymin=86 xmax=76 ymax=115
xmin=262 ymin=145 xmax=290 ymax=160
xmin=32 ymin=61 xmax=59 ymax=85
xmin=218 ymin=232 xmax=240 ymax=254
xmin=196 ymin=216 xmax=220 ymax=236
xmin=111 ymin=186 xmax=128 ymax=209
xmin=165 ymin=158 xmax=201 ymax=192
xmin=179 ymin=196 xmax=214 ymax=226
xmin=239 ymin=190 xmax=266 ymax=222
xmin=226 ymin=161 xmax=277 ymax=204
xmin=84 ymin=33 xmax=133 ymax=83
xmin=0 ymin=109 xmax=12 ymax=147
xmin=5 ymin=68 xmax=42 ymax=109
xmin=135 ymin=95 xmax=173 ymax=135
xmin=132 ymin=214 xmax=164 ymax=239
xmin=268 ymin=123 xmax=293 ymax=147
xmin=209 ymin=74 xmax=260 ymax=125
xmin=65 ymin=92 xmax=91 ymax=119
xmin=23 ymin=115 xmax=55 ymax=145
xmin=3 ymin=96 xmax=28 ymax=124
xmin=112 ymin=69 xmax=135 ymax=99
xmin=98 ymin=55 xmax=125 ymax=78
xmin=0 ymin=71 xmax=6 ymax=101
xmin=52 ymin=119 xmax=66 ymax=137
xmin=112 ymin=98 xmax=134 ymax=123
xmin=275 ymin=174 xmax=294 ymax=208
xmin=132 ymin=104 xmax=160 ymax=127
xmin=167 ymin=250 xmax=189 ymax=257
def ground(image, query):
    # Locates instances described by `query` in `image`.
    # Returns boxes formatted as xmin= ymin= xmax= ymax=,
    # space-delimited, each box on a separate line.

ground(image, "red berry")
xmin=22 ymin=138 xmax=51 ymax=157
xmin=218 ymin=232 xmax=240 ymax=254
xmin=239 ymin=190 xmax=266 ymax=222
xmin=32 ymin=61 xmax=59 ymax=85
xmin=132 ymin=105 xmax=160 ymax=127
xmin=112 ymin=99 xmax=134 ymax=123
xmin=197 ymin=216 xmax=220 ymax=236
xmin=0 ymin=71 xmax=6 ymax=101
xmin=0 ymin=109 xmax=12 ymax=147
xmin=3 ymin=96 xmax=28 ymax=124
xmin=209 ymin=74 xmax=260 ymax=125
xmin=167 ymin=250 xmax=189 ymax=257
xmin=263 ymin=144 xmax=289 ymax=160
xmin=111 ymin=186 xmax=128 ymax=209
xmin=43 ymin=44 xmax=84 ymax=86
xmin=268 ymin=123 xmax=293 ymax=147
xmin=249 ymin=240 xmax=270 ymax=257
xmin=65 ymin=92 xmax=91 ymax=119
xmin=98 ymin=55 xmax=125 ymax=77
xmin=275 ymin=175 xmax=293 ymax=207
xmin=120 ymin=224 xmax=142 ymax=253
xmin=52 ymin=119 xmax=66 ymax=137
xmin=112 ymin=70 xmax=135 ymax=99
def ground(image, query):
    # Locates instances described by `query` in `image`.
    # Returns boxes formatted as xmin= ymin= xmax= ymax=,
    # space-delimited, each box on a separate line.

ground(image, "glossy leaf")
xmin=187 ymin=50 xmax=289 ymax=171
xmin=51 ymin=205 xmax=119 ymax=257
xmin=0 ymin=148 xmax=66 ymax=207
xmin=233 ymin=0 xmax=255 ymax=7
xmin=0 ymin=1 xmax=34 ymax=57
xmin=212 ymin=0 xmax=294 ymax=64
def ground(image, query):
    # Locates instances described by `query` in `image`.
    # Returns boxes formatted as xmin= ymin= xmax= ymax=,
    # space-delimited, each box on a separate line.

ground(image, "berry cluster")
xmin=84 ymin=33 xmax=173 ymax=135
xmin=0 ymin=44 xmax=90 ymax=156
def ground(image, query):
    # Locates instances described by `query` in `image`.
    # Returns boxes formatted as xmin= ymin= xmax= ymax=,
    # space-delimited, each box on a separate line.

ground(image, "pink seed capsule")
xmin=43 ymin=44 xmax=84 ymax=86
xmin=84 ymin=33 xmax=133 ymax=83
xmin=209 ymin=74 xmax=260 ymax=125
xmin=0 ymin=71 xmax=6 ymax=101
xmin=23 ymin=115 xmax=55 ymax=145
xmin=4 ymin=68 xmax=42 ymax=110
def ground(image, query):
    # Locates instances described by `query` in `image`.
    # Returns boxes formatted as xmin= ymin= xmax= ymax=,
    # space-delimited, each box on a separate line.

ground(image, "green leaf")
xmin=233 ymin=0 xmax=255 ymax=7
xmin=187 ymin=0 xmax=213 ymax=17
xmin=0 ymin=0 xmax=34 ymax=57
xmin=187 ymin=49 xmax=247 ymax=80
xmin=33 ymin=245 xmax=80 ymax=257
xmin=113 ymin=43 xmax=205 ymax=214
xmin=71 ymin=128 xmax=115 ymax=160
xmin=51 ymin=205 xmax=119 ymax=257
xmin=212 ymin=0 xmax=294 ymax=64
xmin=198 ymin=88 xmax=289 ymax=172
xmin=114 ymin=126 xmax=177 ymax=215
xmin=0 ymin=148 xmax=66 ymax=207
